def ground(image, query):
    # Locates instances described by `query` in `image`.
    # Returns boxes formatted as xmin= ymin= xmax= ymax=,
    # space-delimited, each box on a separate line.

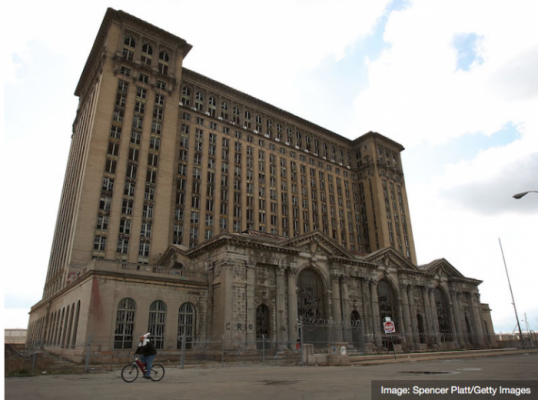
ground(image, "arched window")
xmin=195 ymin=91 xmax=204 ymax=111
xmin=141 ymin=44 xmax=153 ymax=66
xmin=256 ymin=304 xmax=270 ymax=348
xmin=286 ymin=128 xmax=293 ymax=145
xmin=297 ymin=268 xmax=326 ymax=320
xmin=65 ymin=303 xmax=75 ymax=349
xmin=158 ymin=51 xmax=170 ymax=75
xmin=208 ymin=97 xmax=217 ymax=117
xmin=255 ymin=115 xmax=263 ymax=132
xmin=266 ymin=120 xmax=273 ymax=137
xmin=181 ymin=86 xmax=191 ymax=106
xmin=233 ymin=106 xmax=241 ymax=124
xmin=244 ymin=110 xmax=251 ymax=129
xmin=123 ymin=37 xmax=135 ymax=61
xmin=114 ymin=298 xmax=136 ymax=349
xmin=378 ymin=280 xmax=396 ymax=327
xmin=71 ymin=301 xmax=81 ymax=348
xmin=148 ymin=300 xmax=167 ymax=349
xmin=351 ymin=310 xmax=362 ymax=348
xmin=61 ymin=305 xmax=70 ymax=348
xmin=177 ymin=302 xmax=195 ymax=349
xmin=434 ymin=287 xmax=451 ymax=338
xmin=221 ymin=102 xmax=229 ymax=120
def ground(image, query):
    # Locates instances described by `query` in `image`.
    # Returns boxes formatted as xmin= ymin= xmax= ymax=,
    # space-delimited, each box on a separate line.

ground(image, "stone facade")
xmin=27 ymin=9 xmax=495 ymax=358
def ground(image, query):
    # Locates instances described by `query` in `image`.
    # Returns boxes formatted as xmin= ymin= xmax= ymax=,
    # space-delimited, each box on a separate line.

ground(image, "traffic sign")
xmin=384 ymin=321 xmax=396 ymax=334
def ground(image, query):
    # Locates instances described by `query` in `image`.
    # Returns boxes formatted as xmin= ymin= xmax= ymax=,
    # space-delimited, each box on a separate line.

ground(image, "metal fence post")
xmin=180 ymin=332 xmax=186 ymax=369
xmin=300 ymin=316 xmax=305 ymax=366
xmin=262 ymin=334 xmax=266 ymax=367
xmin=84 ymin=335 xmax=92 ymax=373
xmin=31 ymin=352 xmax=37 ymax=375
xmin=221 ymin=335 xmax=225 ymax=368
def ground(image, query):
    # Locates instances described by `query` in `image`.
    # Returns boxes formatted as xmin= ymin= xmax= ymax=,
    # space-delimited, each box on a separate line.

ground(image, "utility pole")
xmin=524 ymin=314 xmax=534 ymax=347
xmin=498 ymin=239 xmax=525 ymax=349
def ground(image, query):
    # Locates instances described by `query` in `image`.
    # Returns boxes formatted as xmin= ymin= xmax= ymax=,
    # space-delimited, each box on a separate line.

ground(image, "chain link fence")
xmin=23 ymin=324 xmax=537 ymax=372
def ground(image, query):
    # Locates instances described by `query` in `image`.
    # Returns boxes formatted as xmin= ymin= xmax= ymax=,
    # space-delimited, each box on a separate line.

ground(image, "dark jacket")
xmin=135 ymin=340 xmax=157 ymax=356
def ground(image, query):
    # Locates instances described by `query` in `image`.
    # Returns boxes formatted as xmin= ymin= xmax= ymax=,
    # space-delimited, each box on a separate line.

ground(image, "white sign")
xmin=340 ymin=346 xmax=347 ymax=355
xmin=384 ymin=321 xmax=396 ymax=334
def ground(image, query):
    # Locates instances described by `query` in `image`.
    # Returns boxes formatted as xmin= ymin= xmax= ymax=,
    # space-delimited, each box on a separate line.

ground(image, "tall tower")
xmin=351 ymin=132 xmax=417 ymax=264
xmin=42 ymin=9 xmax=192 ymax=299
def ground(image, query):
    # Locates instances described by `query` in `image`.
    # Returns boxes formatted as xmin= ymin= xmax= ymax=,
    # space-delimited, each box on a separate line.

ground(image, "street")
xmin=5 ymin=353 xmax=538 ymax=400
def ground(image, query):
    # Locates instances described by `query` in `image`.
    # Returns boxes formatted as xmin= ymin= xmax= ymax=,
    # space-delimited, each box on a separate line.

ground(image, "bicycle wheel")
xmin=121 ymin=363 xmax=139 ymax=382
xmin=149 ymin=364 xmax=165 ymax=381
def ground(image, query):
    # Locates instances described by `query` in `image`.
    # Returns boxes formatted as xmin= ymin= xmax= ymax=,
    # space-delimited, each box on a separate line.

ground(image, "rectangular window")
xmin=122 ymin=199 xmax=133 ymax=215
xmin=93 ymin=235 xmax=107 ymax=251
xmin=139 ymin=73 xmax=149 ymax=84
xmin=140 ymin=223 xmax=152 ymax=238
xmin=137 ymin=87 xmax=147 ymax=99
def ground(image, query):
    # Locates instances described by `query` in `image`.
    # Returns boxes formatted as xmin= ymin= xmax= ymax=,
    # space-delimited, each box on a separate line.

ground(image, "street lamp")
xmin=513 ymin=191 xmax=538 ymax=199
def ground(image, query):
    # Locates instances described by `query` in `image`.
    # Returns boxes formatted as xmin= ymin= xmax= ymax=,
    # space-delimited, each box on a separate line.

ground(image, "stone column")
xmin=459 ymin=293 xmax=471 ymax=346
xmin=429 ymin=288 xmax=441 ymax=346
xmin=450 ymin=290 xmax=464 ymax=347
xmin=370 ymin=280 xmax=383 ymax=348
xmin=246 ymin=262 xmax=256 ymax=349
xmin=421 ymin=286 xmax=433 ymax=346
xmin=276 ymin=266 xmax=287 ymax=349
xmin=341 ymin=276 xmax=351 ymax=343
xmin=470 ymin=292 xmax=486 ymax=347
xmin=408 ymin=285 xmax=420 ymax=347
xmin=361 ymin=279 xmax=373 ymax=342
xmin=221 ymin=259 xmax=235 ymax=342
xmin=400 ymin=284 xmax=413 ymax=349
xmin=287 ymin=266 xmax=298 ymax=348
xmin=330 ymin=272 xmax=342 ymax=322
xmin=330 ymin=270 xmax=343 ymax=342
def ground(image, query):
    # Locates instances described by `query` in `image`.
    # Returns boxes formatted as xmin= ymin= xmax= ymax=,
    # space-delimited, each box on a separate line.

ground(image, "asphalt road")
xmin=5 ymin=353 xmax=538 ymax=400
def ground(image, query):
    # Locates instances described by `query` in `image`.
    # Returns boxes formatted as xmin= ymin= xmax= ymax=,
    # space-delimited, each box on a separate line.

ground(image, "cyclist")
xmin=134 ymin=333 xmax=157 ymax=379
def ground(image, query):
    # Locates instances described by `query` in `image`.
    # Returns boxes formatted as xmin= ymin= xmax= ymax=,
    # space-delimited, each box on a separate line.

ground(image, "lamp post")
xmin=513 ymin=191 xmax=538 ymax=199
xmin=498 ymin=239 xmax=525 ymax=349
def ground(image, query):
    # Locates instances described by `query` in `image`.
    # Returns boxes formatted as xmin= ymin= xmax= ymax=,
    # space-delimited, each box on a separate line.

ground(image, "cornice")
xmin=351 ymin=131 xmax=405 ymax=152
xmin=75 ymin=8 xmax=192 ymax=98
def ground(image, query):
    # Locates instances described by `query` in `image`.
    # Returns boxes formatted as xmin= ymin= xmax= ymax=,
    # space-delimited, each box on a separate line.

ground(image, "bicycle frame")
xmin=134 ymin=357 xmax=147 ymax=375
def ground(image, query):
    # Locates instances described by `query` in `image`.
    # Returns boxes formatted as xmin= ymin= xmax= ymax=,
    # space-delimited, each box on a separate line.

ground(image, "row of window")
xmin=27 ymin=301 xmax=81 ymax=348
xmin=173 ymin=118 xmax=372 ymax=252
xmin=123 ymin=36 xmax=170 ymax=75
xmin=115 ymin=298 xmax=196 ymax=350
xmin=180 ymin=85 xmax=352 ymax=166
xmin=94 ymin=78 xmax=166 ymax=262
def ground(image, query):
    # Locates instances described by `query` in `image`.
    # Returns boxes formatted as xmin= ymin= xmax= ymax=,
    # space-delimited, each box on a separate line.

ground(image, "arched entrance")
xmin=256 ymin=304 xmax=270 ymax=349
xmin=378 ymin=280 xmax=398 ymax=350
xmin=297 ymin=268 xmax=327 ymax=345
xmin=351 ymin=310 xmax=363 ymax=350
xmin=434 ymin=288 xmax=451 ymax=341
xmin=297 ymin=268 xmax=326 ymax=320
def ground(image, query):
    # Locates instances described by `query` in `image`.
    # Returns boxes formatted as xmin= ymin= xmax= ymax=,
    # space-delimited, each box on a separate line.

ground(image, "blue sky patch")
xmin=453 ymin=32 xmax=484 ymax=71
xmin=403 ymin=123 xmax=521 ymax=183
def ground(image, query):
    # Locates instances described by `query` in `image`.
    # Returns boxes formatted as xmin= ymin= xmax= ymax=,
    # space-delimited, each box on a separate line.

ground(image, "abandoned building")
xmin=27 ymin=8 xmax=496 ymax=361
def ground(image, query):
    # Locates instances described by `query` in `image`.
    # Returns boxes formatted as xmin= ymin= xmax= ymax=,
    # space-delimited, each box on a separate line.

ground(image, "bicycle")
xmin=121 ymin=355 xmax=165 ymax=382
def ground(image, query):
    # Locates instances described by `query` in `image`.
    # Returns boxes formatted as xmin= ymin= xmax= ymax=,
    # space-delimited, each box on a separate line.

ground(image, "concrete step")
xmin=348 ymin=348 xmax=538 ymax=365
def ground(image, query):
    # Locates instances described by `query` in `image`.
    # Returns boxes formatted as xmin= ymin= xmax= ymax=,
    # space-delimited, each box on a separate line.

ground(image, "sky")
xmin=3 ymin=0 xmax=538 ymax=335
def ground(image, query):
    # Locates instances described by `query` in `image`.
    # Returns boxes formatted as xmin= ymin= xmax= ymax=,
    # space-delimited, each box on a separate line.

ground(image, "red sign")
xmin=384 ymin=321 xmax=396 ymax=334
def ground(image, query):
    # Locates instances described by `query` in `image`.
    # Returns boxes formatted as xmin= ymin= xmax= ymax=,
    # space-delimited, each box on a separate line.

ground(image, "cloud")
xmin=441 ymin=152 xmax=538 ymax=215
xmin=347 ymin=0 xmax=538 ymax=147
xmin=490 ymin=45 xmax=538 ymax=101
